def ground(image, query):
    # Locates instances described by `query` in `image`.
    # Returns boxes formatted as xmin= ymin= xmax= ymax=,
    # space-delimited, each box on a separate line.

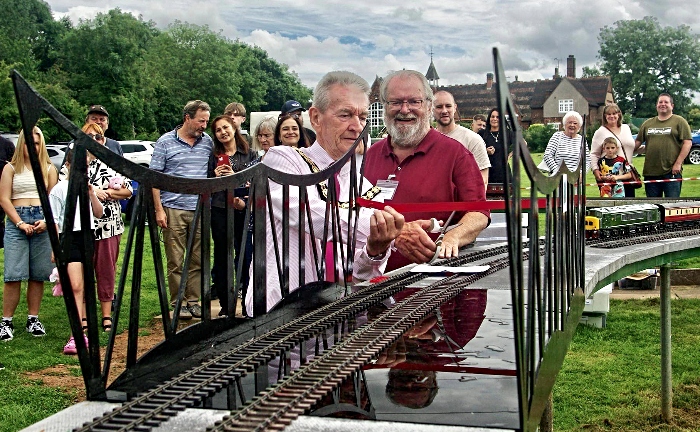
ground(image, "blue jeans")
xmin=3 ymin=206 xmax=52 ymax=282
xmin=644 ymin=172 xmax=682 ymax=198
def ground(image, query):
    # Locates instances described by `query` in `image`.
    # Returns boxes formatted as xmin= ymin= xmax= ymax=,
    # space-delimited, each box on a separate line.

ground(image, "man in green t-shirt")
xmin=635 ymin=93 xmax=692 ymax=197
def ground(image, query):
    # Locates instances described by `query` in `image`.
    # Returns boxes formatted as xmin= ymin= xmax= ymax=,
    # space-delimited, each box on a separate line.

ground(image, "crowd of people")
xmin=0 ymin=68 xmax=693 ymax=357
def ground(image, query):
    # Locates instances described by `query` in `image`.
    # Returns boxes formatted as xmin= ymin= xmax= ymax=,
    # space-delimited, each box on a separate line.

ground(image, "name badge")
xmin=374 ymin=179 xmax=398 ymax=202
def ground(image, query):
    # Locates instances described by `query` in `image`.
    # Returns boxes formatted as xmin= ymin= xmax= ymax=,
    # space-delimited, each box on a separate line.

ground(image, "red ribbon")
xmin=356 ymin=197 xmax=554 ymax=213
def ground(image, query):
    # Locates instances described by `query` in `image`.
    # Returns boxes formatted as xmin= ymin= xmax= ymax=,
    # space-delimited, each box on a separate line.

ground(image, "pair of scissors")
xmin=429 ymin=211 xmax=461 ymax=264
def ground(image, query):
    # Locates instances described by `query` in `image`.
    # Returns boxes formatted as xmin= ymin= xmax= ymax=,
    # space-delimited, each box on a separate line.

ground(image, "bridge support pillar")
xmin=660 ymin=264 xmax=672 ymax=423
xmin=539 ymin=393 xmax=553 ymax=432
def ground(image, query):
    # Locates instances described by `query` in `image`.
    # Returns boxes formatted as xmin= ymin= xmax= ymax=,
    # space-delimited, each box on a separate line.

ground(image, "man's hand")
xmin=366 ymin=206 xmax=404 ymax=256
xmin=438 ymin=212 xmax=489 ymax=259
xmin=155 ymin=208 xmax=167 ymax=228
xmin=394 ymin=219 xmax=437 ymax=264
xmin=672 ymin=161 xmax=683 ymax=175
xmin=439 ymin=229 xmax=462 ymax=259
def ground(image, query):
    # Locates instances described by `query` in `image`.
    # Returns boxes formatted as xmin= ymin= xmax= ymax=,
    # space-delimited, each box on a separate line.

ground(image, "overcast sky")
xmin=45 ymin=0 xmax=700 ymax=91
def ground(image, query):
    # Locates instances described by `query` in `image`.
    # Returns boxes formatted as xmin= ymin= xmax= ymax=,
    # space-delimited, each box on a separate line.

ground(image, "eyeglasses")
xmin=257 ymin=133 xmax=273 ymax=140
xmin=88 ymin=133 xmax=104 ymax=141
xmin=387 ymin=99 xmax=424 ymax=109
xmin=231 ymin=113 xmax=245 ymax=118
xmin=280 ymin=113 xmax=301 ymax=120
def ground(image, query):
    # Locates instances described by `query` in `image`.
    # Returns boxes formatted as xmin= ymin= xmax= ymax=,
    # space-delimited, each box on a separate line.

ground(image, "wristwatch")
xmin=367 ymin=248 xmax=387 ymax=261
xmin=16 ymin=220 xmax=25 ymax=227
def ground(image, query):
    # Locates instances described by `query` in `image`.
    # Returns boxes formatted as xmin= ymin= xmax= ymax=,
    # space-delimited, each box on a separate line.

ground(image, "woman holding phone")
xmin=208 ymin=115 xmax=256 ymax=317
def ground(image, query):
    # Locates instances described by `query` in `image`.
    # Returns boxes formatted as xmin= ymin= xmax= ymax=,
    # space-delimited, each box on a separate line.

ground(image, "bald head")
xmin=433 ymin=90 xmax=458 ymax=132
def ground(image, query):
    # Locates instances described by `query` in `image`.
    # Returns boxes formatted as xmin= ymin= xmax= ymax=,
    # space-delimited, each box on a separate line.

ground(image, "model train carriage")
xmin=658 ymin=201 xmax=700 ymax=227
xmin=585 ymin=204 xmax=660 ymax=238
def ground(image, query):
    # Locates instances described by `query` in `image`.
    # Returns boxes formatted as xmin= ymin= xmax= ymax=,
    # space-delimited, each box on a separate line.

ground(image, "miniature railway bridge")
xmin=13 ymin=49 xmax=700 ymax=432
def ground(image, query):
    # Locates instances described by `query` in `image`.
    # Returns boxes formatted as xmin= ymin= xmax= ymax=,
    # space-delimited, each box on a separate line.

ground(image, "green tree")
xmin=56 ymin=9 xmax=158 ymax=139
xmin=0 ymin=0 xmax=69 ymax=74
xmin=687 ymin=104 xmax=700 ymax=130
xmin=244 ymin=45 xmax=312 ymax=112
xmin=139 ymin=22 xmax=243 ymax=134
xmin=523 ymin=124 xmax=558 ymax=153
xmin=0 ymin=6 xmax=313 ymax=139
xmin=581 ymin=66 xmax=603 ymax=78
xmin=598 ymin=17 xmax=700 ymax=117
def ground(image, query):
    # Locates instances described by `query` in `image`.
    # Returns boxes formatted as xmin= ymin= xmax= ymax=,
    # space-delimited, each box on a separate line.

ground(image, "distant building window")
xmin=547 ymin=122 xmax=561 ymax=131
xmin=559 ymin=99 xmax=574 ymax=113
xmin=369 ymin=102 xmax=384 ymax=134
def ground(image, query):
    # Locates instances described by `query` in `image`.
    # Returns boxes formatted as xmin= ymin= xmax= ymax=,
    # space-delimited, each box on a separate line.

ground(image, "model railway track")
xmin=75 ymin=245 xmax=513 ymax=431
xmin=210 ymin=251 xmax=521 ymax=431
xmin=589 ymin=227 xmax=700 ymax=249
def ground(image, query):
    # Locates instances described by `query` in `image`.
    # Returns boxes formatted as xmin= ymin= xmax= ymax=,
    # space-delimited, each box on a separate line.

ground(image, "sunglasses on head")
xmin=279 ymin=113 xmax=301 ymax=120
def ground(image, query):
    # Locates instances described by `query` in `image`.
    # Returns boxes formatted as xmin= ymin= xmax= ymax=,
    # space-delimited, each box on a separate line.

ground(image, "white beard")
xmin=385 ymin=113 xmax=430 ymax=148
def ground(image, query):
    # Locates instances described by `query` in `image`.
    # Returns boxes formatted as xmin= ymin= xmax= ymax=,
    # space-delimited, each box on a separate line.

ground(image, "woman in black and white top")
xmin=82 ymin=123 xmax=132 ymax=332
xmin=542 ymin=111 xmax=588 ymax=174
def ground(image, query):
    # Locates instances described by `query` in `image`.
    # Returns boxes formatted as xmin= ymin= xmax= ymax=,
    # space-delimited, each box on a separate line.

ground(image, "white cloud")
xmin=45 ymin=0 xmax=700 ymax=90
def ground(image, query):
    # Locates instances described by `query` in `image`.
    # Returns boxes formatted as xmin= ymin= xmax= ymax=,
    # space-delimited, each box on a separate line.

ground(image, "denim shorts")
xmin=3 ymin=206 xmax=53 ymax=282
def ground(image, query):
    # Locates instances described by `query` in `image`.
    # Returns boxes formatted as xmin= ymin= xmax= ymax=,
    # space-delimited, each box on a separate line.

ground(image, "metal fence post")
xmin=660 ymin=264 xmax=672 ymax=422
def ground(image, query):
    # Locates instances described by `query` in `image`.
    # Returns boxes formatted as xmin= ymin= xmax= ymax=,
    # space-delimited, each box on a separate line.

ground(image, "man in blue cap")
xmin=280 ymin=100 xmax=316 ymax=143
xmin=86 ymin=105 xmax=123 ymax=156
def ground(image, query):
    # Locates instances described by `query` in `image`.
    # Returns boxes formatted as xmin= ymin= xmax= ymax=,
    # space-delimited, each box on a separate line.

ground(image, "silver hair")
xmin=313 ymin=71 xmax=370 ymax=113
xmin=562 ymin=111 xmax=583 ymax=127
xmin=183 ymin=100 xmax=211 ymax=121
xmin=252 ymin=115 xmax=278 ymax=151
xmin=379 ymin=70 xmax=434 ymax=104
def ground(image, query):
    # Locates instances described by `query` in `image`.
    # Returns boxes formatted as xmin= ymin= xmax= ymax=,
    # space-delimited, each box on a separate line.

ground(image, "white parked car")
xmin=46 ymin=146 xmax=67 ymax=170
xmin=119 ymin=140 xmax=155 ymax=167
xmin=0 ymin=132 xmax=19 ymax=145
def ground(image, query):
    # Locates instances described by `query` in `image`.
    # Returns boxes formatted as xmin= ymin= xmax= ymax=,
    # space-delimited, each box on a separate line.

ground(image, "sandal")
xmin=102 ymin=317 xmax=112 ymax=332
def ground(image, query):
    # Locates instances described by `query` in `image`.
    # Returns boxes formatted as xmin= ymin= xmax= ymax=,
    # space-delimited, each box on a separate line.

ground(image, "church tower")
xmin=425 ymin=48 xmax=440 ymax=87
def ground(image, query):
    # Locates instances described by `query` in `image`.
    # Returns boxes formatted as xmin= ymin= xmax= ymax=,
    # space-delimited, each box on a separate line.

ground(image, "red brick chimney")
xmin=567 ymin=55 xmax=576 ymax=78
xmin=486 ymin=73 xmax=494 ymax=90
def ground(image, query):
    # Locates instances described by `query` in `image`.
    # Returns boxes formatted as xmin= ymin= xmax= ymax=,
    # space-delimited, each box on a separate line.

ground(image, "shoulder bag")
xmin=604 ymin=126 xmax=642 ymax=189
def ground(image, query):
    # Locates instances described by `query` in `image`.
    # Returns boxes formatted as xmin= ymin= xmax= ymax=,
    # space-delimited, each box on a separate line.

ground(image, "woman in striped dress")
xmin=542 ymin=111 xmax=587 ymax=174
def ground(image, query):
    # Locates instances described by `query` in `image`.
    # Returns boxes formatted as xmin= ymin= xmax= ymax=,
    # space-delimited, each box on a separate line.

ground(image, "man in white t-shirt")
xmin=433 ymin=90 xmax=490 ymax=189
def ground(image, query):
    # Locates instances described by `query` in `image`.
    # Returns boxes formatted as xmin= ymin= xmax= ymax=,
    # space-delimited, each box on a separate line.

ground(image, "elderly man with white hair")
xmin=364 ymin=70 xmax=489 ymax=272
xmin=245 ymin=71 xmax=405 ymax=316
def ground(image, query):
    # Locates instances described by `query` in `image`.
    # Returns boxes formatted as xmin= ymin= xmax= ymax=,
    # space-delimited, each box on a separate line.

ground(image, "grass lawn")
xmin=553 ymin=298 xmax=700 ymax=431
xmin=0 ymin=225 xmax=163 ymax=432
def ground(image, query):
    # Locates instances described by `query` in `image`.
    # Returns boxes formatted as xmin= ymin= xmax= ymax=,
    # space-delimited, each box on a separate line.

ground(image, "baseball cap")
xmin=280 ymin=100 xmax=305 ymax=114
xmin=88 ymin=105 xmax=109 ymax=117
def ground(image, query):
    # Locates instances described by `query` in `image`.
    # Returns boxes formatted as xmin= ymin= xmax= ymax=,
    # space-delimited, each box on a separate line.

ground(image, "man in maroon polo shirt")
xmin=364 ymin=70 xmax=489 ymax=271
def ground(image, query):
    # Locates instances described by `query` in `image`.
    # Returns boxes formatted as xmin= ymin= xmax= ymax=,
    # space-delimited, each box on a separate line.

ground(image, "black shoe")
xmin=174 ymin=306 xmax=192 ymax=320
xmin=26 ymin=317 xmax=46 ymax=337
xmin=0 ymin=320 xmax=13 ymax=342
xmin=187 ymin=303 xmax=202 ymax=318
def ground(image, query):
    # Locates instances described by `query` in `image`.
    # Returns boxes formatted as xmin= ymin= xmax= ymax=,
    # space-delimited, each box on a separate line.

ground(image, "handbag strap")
xmin=603 ymin=125 xmax=632 ymax=163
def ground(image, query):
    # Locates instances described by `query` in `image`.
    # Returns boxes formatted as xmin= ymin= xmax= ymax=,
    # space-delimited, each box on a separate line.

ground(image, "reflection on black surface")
xmin=311 ymin=285 xmax=520 ymax=429
xmin=386 ymin=368 xmax=438 ymax=409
